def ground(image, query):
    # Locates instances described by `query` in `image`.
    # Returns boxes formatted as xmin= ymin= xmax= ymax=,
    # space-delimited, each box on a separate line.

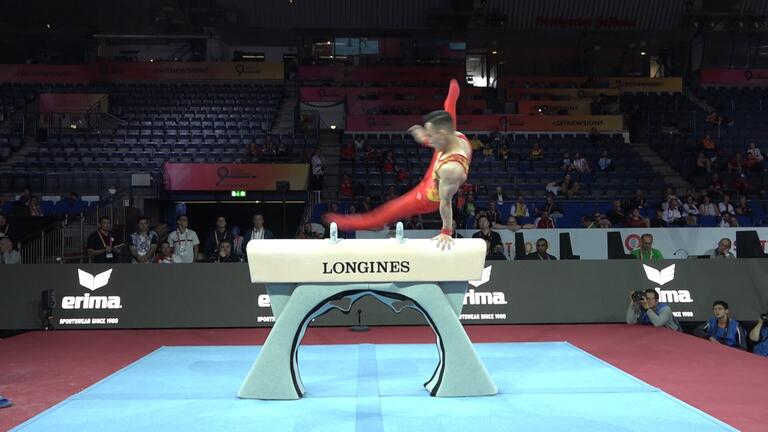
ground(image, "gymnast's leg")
xmin=327 ymin=188 xmax=438 ymax=231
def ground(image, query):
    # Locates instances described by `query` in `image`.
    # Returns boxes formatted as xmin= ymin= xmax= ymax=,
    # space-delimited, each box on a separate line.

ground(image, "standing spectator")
xmin=699 ymin=195 xmax=719 ymax=216
xmin=529 ymin=143 xmax=544 ymax=161
xmin=339 ymin=174 xmax=354 ymax=199
xmin=534 ymin=211 xmax=556 ymax=229
xmin=230 ymin=226 xmax=245 ymax=258
xmin=745 ymin=142 xmax=764 ymax=171
xmin=205 ymin=216 xmax=232 ymax=257
xmin=631 ymin=233 xmax=664 ymax=260
xmin=598 ymin=151 xmax=613 ymax=172
xmin=625 ymin=208 xmax=649 ymax=228
xmin=28 ymin=196 xmax=43 ymax=217
xmin=718 ymin=194 xmax=735 ymax=216
xmin=572 ymin=153 xmax=590 ymax=173
xmin=0 ymin=237 xmax=20 ymax=264
xmin=525 ymin=238 xmax=557 ymax=260
xmin=128 ymin=216 xmax=158 ymax=263
xmin=694 ymin=301 xmax=746 ymax=350
xmin=472 ymin=215 xmax=504 ymax=259
xmin=154 ymin=241 xmax=175 ymax=264
xmin=167 ymin=215 xmax=200 ymax=263
xmin=244 ymin=213 xmax=274 ymax=241
xmin=662 ymin=199 xmax=684 ymax=226
xmin=489 ymin=186 xmax=508 ymax=205
xmin=749 ymin=315 xmax=768 ymax=357
xmin=512 ymin=195 xmax=529 ymax=218
xmin=606 ymin=200 xmax=627 ymax=226
xmin=87 ymin=216 xmax=119 ymax=264
xmin=208 ymin=240 xmax=240 ymax=263
xmin=708 ymin=238 xmax=735 ymax=259
xmin=560 ymin=174 xmax=580 ymax=199
xmin=310 ymin=148 xmax=325 ymax=191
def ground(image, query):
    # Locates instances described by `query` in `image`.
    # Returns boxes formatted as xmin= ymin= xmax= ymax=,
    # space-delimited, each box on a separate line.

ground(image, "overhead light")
xmin=149 ymin=58 xmax=154 ymax=62
xmin=640 ymin=51 xmax=647 ymax=56
xmin=491 ymin=50 xmax=498 ymax=55
xmin=330 ymin=125 xmax=337 ymax=130
xmin=326 ymin=41 xmax=331 ymax=45
xmin=45 ymin=23 xmax=51 ymax=29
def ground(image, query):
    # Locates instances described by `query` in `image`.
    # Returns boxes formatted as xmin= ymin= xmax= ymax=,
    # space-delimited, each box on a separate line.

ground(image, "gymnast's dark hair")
xmin=423 ymin=110 xmax=454 ymax=131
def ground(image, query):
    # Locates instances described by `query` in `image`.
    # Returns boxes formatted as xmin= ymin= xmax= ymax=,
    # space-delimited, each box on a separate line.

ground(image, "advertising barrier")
xmin=2 ymin=260 xmax=767 ymax=330
xmin=347 ymin=114 xmax=624 ymax=132
xmin=348 ymin=99 xmax=487 ymax=115
xmin=700 ymin=68 xmax=768 ymax=86
xmin=298 ymin=65 xmax=466 ymax=83
xmin=507 ymin=88 xmax=621 ymax=100
xmin=517 ymin=100 xmax=591 ymax=115
xmin=162 ymin=163 xmax=309 ymax=191
xmin=38 ymin=93 xmax=108 ymax=113
xmin=504 ymin=76 xmax=682 ymax=93
xmin=357 ymin=228 xmax=768 ymax=260
xmin=299 ymin=86 xmax=484 ymax=102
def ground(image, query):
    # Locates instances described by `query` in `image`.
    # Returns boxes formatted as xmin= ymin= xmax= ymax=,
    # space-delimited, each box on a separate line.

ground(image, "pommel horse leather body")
xmin=238 ymin=229 xmax=498 ymax=400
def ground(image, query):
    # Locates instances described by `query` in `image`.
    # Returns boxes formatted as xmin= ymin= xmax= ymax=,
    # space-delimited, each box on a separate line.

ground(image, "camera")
xmin=761 ymin=313 xmax=768 ymax=323
xmin=631 ymin=290 xmax=646 ymax=302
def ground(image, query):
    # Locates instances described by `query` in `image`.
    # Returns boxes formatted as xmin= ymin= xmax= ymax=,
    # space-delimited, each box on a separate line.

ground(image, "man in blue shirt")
xmin=749 ymin=314 xmax=768 ymax=357
xmin=694 ymin=301 xmax=746 ymax=350
xmin=626 ymin=289 xmax=681 ymax=331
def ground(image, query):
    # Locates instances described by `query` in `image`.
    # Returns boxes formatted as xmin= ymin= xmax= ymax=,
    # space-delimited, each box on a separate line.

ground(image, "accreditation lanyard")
xmin=98 ymin=230 xmax=113 ymax=258
xmin=214 ymin=231 xmax=229 ymax=249
xmin=176 ymin=229 xmax=189 ymax=252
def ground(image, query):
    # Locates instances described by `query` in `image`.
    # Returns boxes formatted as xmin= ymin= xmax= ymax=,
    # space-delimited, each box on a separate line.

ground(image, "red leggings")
xmin=327 ymin=80 xmax=460 ymax=231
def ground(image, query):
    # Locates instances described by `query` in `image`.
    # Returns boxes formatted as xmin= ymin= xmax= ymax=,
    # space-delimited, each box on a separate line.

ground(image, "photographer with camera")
xmin=626 ymin=289 xmax=681 ymax=331
xmin=749 ymin=313 xmax=768 ymax=357
xmin=694 ymin=301 xmax=746 ymax=350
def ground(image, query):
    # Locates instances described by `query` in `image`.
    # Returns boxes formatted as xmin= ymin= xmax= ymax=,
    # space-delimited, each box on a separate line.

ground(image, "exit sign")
xmin=231 ymin=190 xmax=246 ymax=197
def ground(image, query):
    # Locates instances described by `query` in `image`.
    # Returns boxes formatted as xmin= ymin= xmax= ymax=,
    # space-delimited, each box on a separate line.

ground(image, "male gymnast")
xmin=326 ymin=79 xmax=472 ymax=250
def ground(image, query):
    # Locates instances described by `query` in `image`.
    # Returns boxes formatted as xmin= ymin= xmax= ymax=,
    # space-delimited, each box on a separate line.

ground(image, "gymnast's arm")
xmin=409 ymin=125 xmax=434 ymax=149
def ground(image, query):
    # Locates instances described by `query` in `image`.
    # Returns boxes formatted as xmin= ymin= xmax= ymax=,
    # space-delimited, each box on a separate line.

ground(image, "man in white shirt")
xmin=167 ymin=215 xmax=200 ymax=263
xmin=698 ymin=195 xmax=719 ymax=216
xmin=572 ymin=153 xmax=590 ymax=173
xmin=0 ymin=237 xmax=20 ymax=264
xmin=244 ymin=213 xmax=274 ymax=242
xmin=662 ymin=199 xmax=684 ymax=226
xmin=718 ymin=194 xmax=735 ymax=216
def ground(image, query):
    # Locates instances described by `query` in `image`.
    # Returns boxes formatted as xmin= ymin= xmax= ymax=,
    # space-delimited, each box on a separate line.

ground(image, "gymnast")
xmin=326 ymin=79 xmax=472 ymax=250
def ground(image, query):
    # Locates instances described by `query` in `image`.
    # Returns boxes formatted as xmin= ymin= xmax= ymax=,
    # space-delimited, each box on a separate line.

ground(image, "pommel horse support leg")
xmin=238 ymin=224 xmax=497 ymax=400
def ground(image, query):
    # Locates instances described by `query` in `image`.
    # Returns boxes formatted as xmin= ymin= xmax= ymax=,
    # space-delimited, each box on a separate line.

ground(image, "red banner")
xmin=347 ymin=115 xmax=623 ymax=132
xmin=298 ymin=65 xmax=466 ymax=83
xmin=38 ymin=93 xmax=108 ymax=113
xmin=163 ymin=163 xmax=309 ymax=191
xmin=700 ymin=68 xmax=768 ymax=86
xmin=300 ymin=86 xmax=483 ymax=102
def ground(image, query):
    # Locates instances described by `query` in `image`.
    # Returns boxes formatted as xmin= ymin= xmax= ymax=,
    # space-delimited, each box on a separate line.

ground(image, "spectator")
xmin=718 ymin=194 xmax=735 ymax=216
xmin=735 ymin=195 xmax=752 ymax=216
xmin=479 ymin=201 xmax=501 ymax=225
xmin=748 ymin=315 xmax=768 ymax=357
xmin=248 ymin=139 xmax=262 ymax=161
xmin=311 ymin=148 xmax=325 ymax=191
xmin=231 ymin=226 xmax=245 ymax=257
xmin=581 ymin=215 xmax=597 ymax=229
xmin=631 ymin=233 xmax=664 ymax=260
xmin=341 ymin=141 xmax=356 ymax=161
xmin=359 ymin=196 xmax=374 ymax=212
xmin=708 ymin=238 xmax=735 ymax=259
xmin=0 ymin=213 xmax=12 ymax=241
xmin=208 ymin=239 xmax=240 ymax=263
xmin=572 ymin=153 xmax=590 ymax=173
xmin=205 ymin=216 xmax=232 ymax=257
xmin=167 ymin=215 xmax=200 ymax=263
xmin=682 ymin=196 xmax=700 ymax=225
xmin=625 ymin=208 xmax=649 ymax=228
xmin=720 ymin=215 xmax=740 ymax=228
xmin=700 ymin=133 xmax=716 ymax=154
xmin=728 ymin=152 xmax=744 ymax=173
xmin=662 ymin=199 xmax=684 ymax=226
xmin=606 ymin=200 xmax=627 ymax=226
xmin=694 ymin=301 xmax=746 ymax=350
xmin=650 ymin=209 xmax=667 ymax=228
xmin=154 ymin=241 xmax=175 ymax=264
xmin=28 ymin=196 xmax=43 ymax=217
xmin=529 ymin=143 xmax=543 ymax=161
xmin=699 ymin=195 xmax=719 ymax=216
xmin=462 ymin=194 xmax=477 ymax=221
xmin=129 ymin=216 xmax=158 ymax=263
xmin=709 ymin=173 xmax=724 ymax=198
xmin=298 ymin=222 xmax=316 ymax=239
xmin=87 ymin=216 xmax=119 ymax=263
xmin=525 ymin=238 xmax=557 ymax=260
xmin=354 ymin=135 xmax=366 ymax=153
xmin=244 ymin=213 xmax=274 ymax=241
xmin=498 ymin=144 xmax=511 ymax=170
xmin=541 ymin=195 xmax=564 ymax=217
xmin=545 ymin=179 xmax=561 ymax=197
xmin=494 ymin=215 xmax=533 ymax=231
xmin=0 ymin=237 xmax=20 ymax=264
xmin=346 ymin=204 xmax=357 ymax=215
xmin=560 ymin=174 xmax=580 ymax=199
xmin=695 ymin=152 xmax=711 ymax=176
xmin=733 ymin=172 xmax=751 ymax=196
xmin=472 ymin=215 xmax=504 ymax=259
xmin=451 ymin=220 xmax=463 ymax=239
xmin=561 ymin=152 xmax=573 ymax=171
xmin=594 ymin=211 xmax=612 ymax=228
xmin=598 ymin=151 xmax=613 ymax=172
xmin=339 ymin=174 xmax=354 ymax=199
xmin=626 ymin=289 xmax=681 ymax=331
xmin=534 ymin=211 xmax=556 ymax=229
xmin=745 ymin=142 xmax=764 ymax=171
xmin=628 ymin=189 xmax=647 ymax=210
xmin=489 ymin=186 xmax=508 ymax=205
xmin=512 ymin=195 xmax=529 ymax=218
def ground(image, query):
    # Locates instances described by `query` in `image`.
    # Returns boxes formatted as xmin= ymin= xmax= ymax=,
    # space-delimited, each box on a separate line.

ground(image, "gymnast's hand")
xmin=408 ymin=125 xmax=430 ymax=147
xmin=433 ymin=233 xmax=454 ymax=251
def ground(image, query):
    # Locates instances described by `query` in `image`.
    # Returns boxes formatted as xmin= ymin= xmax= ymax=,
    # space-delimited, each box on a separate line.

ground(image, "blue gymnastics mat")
xmin=11 ymin=342 xmax=736 ymax=432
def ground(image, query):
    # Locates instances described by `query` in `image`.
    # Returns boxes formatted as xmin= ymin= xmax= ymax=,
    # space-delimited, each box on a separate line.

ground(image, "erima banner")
xmin=346 ymin=114 xmax=623 ymax=132
xmin=357 ymin=228 xmax=768 ymax=259
xmin=162 ymin=163 xmax=309 ymax=191
xmin=2 ymin=261 xmax=767 ymax=330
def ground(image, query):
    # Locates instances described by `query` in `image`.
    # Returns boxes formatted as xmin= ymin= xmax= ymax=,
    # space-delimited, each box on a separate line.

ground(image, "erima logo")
xmin=642 ymin=264 xmax=693 ymax=303
xmin=322 ymin=261 xmax=410 ymax=274
xmin=62 ymin=269 xmax=123 ymax=310
xmin=465 ymin=266 xmax=507 ymax=305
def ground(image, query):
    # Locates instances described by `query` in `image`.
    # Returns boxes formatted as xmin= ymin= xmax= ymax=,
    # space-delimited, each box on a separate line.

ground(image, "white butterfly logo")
xmin=78 ymin=269 xmax=113 ymax=291
xmin=469 ymin=266 xmax=492 ymax=287
xmin=642 ymin=264 xmax=675 ymax=286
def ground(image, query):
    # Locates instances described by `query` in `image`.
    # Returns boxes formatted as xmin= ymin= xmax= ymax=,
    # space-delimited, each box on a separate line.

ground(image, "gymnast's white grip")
xmin=246 ymin=238 xmax=487 ymax=283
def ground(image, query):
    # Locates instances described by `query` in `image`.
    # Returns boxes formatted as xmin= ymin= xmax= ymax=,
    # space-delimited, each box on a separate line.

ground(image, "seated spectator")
xmin=733 ymin=172 xmax=751 ymax=195
xmin=626 ymin=289 xmax=681 ymax=331
xmin=581 ymin=215 xmax=597 ymax=229
xmin=598 ymin=151 xmax=613 ymax=172
xmin=631 ymin=233 xmax=664 ymax=260
xmin=359 ymin=196 xmax=374 ymax=213
xmin=720 ymin=215 xmax=740 ymax=228
xmin=606 ymin=200 xmax=626 ymax=226
xmin=525 ymin=238 xmax=557 ymax=260
xmin=364 ymin=144 xmax=378 ymax=161
xmin=0 ymin=237 xmax=20 ymax=264
xmin=650 ymin=209 xmax=667 ymax=228
xmin=545 ymin=179 xmax=561 ymax=196
xmin=662 ymin=199 xmax=684 ymax=227
xmin=489 ymin=186 xmax=508 ymax=205
xmin=354 ymin=135 xmax=366 ymax=153
xmin=708 ymin=238 xmax=735 ymax=259
xmin=698 ymin=195 xmax=719 ymax=216
xmin=735 ymin=195 xmax=752 ymax=216
xmin=0 ymin=213 xmax=12 ymax=241
xmin=347 ymin=204 xmax=358 ymax=215
xmin=694 ymin=301 xmax=746 ymax=350
xmin=405 ymin=215 xmax=424 ymax=230
xmin=451 ymin=220 xmax=463 ymax=239
xmin=560 ymin=174 xmax=580 ymax=199
xmin=681 ymin=196 xmax=700 ymax=226
xmin=493 ymin=215 xmax=534 ymax=231
xmin=594 ymin=211 xmax=612 ymax=228
xmin=339 ymin=174 xmax=354 ymax=199
xmin=534 ymin=211 xmax=556 ymax=229
xmin=462 ymin=194 xmax=477 ymax=220
xmin=561 ymin=152 xmax=573 ymax=171
xmin=529 ymin=143 xmax=544 ymax=161
xmin=695 ymin=152 xmax=711 ymax=176
xmin=341 ymin=142 xmax=356 ymax=161
xmin=154 ymin=241 xmax=175 ymax=264
xmin=129 ymin=216 xmax=158 ymax=264
xmin=478 ymin=201 xmax=501 ymax=225
xmin=700 ymin=133 xmax=716 ymax=154
xmin=382 ymin=150 xmax=395 ymax=173
xmin=538 ymin=195 xmax=564 ymax=217
xmin=28 ymin=196 xmax=43 ymax=217
xmin=208 ymin=240 xmax=241 ymax=263
xmin=472 ymin=215 xmax=504 ymax=259
xmin=709 ymin=173 xmax=724 ymax=198
xmin=469 ymin=135 xmax=483 ymax=151
xmin=718 ymin=194 xmax=735 ymax=216
xmin=624 ymin=208 xmax=650 ymax=228
xmin=628 ymin=189 xmax=647 ymax=210
xmin=205 ymin=216 xmax=232 ymax=257
xmin=749 ymin=315 xmax=768 ymax=357
xmin=572 ymin=153 xmax=590 ymax=173
xmin=512 ymin=195 xmax=529 ymax=218
xmin=728 ymin=152 xmax=744 ymax=173
xmin=745 ymin=142 xmax=764 ymax=171
xmin=276 ymin=141 xmax=288 ymax=158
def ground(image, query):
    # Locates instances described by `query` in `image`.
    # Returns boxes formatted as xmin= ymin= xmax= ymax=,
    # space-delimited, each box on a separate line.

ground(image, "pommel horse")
xmin=238 ymin=223 xmax=498 ymax=400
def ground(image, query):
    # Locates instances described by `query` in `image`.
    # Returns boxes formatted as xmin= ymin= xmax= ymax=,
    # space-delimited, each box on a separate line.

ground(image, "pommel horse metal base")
xmin=238 ymin=223 xmax=497 ymax=400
